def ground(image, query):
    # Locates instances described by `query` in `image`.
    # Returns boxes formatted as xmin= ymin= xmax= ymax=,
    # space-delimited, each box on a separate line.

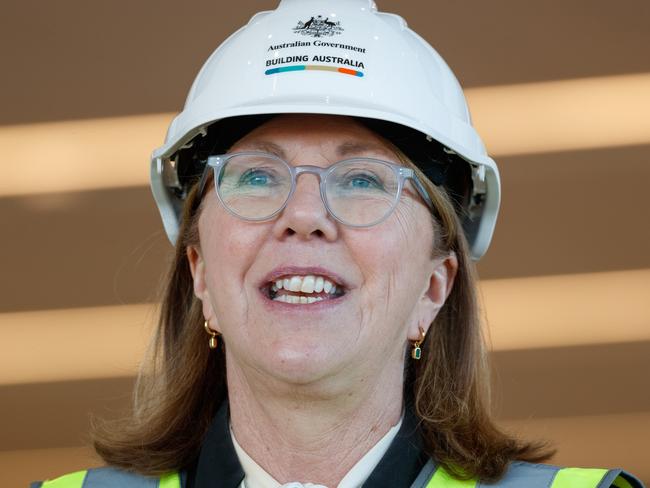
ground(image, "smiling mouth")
xmin=263 ymin=274 xmax=346 ymax=304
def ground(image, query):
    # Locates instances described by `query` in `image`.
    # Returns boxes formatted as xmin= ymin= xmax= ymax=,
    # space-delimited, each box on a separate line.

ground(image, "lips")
xmin=260 ymin=267 xmax=348 ymax=305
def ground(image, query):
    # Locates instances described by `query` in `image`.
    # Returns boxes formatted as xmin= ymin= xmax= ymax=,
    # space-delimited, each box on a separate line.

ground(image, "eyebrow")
xmin=336 ymin=141 xmax=394 ymax=159
xmin=234 ymin=140 xmax=288 ymax=159
xmin=233 ymin=139 xmax=393 ymax=160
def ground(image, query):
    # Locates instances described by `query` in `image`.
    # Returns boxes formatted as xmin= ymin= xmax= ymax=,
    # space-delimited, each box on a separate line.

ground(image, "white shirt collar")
xmin=231 ymin=416 xmax=403 ymax=488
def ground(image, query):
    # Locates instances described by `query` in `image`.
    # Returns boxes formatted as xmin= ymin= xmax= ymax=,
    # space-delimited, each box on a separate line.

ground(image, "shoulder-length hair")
xmin=93 ymin=116 xmax=553 ymax=482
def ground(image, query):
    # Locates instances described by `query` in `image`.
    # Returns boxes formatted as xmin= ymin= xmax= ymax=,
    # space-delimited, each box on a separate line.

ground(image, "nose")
xmin=271 ymin=172 xmax=338 ymax=241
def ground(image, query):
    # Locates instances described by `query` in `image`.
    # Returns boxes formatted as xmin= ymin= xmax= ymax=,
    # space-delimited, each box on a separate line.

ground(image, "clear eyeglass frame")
xmin=197 ymin=151 xmax=435 ymax=228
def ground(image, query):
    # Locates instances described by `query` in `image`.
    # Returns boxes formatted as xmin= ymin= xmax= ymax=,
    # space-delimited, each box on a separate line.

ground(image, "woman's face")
xmin=188 ymin=114 xmax=456 ymax=390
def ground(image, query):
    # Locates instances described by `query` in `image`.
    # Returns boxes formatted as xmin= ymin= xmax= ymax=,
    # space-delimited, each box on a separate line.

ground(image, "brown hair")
xmin=92 ymin=125 xmax=553 ymax=482
xmin=398 ymin=151 xmax=554 ymax=480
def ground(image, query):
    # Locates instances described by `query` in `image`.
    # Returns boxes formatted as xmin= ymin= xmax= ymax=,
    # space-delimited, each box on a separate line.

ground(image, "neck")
xmin=226 ymin=353 xmax=404 ymax=487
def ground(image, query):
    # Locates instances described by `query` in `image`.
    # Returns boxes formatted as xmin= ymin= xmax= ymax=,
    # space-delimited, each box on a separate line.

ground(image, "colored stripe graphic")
xmin=265 ymin=65 xmax=364 ymax=77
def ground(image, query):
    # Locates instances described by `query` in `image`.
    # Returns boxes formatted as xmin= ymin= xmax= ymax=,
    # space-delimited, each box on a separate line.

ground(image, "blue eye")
xmin=239 ymin=169 xmax=271 ymax=186
xmin=350 ymin=177 xmax=372 ymax=188
xmin=343 ymin=173 xmax=384 ymax=190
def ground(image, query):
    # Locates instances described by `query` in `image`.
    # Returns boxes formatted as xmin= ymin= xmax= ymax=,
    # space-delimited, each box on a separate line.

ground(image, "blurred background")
xmin=2 ymin=0 xmax=649 ymax=486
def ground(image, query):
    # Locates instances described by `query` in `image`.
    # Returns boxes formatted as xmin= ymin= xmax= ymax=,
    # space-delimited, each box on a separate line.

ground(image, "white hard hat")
xmin=150 ymin=0 xmax=500 ymax=260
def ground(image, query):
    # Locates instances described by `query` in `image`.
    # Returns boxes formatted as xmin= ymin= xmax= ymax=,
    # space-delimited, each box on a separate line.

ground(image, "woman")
xmin=33 ymin=1 xmax=645 ymax=487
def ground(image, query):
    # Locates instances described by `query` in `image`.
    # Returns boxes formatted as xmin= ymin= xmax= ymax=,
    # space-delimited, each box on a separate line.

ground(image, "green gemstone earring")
xmin=411 ymin=326 xmax=425 ymax=360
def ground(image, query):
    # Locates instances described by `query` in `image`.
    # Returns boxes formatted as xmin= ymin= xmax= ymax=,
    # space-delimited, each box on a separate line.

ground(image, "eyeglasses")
xmin=198 ymin=152 xmax=434 ymax=227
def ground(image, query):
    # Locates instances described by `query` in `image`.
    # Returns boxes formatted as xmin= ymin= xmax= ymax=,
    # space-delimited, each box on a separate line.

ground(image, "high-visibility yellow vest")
xmin=34 ymin=461 xmax=645 ymax=488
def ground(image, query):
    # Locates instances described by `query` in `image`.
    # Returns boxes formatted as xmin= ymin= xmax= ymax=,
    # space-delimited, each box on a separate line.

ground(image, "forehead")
xmin=229 ymin=114 xmax=397 ymax=160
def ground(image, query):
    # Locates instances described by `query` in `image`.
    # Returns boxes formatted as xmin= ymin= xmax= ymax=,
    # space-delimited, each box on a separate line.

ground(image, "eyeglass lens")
xmin=216 ymin=154 xmax=400 ymax=226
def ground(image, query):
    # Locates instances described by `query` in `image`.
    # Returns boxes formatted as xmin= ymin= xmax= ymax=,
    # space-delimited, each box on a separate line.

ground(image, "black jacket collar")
xmin=187 ymin=401 xmax=245 ymax=488
xmin=187 ymin=401 xmax=428 ymax=488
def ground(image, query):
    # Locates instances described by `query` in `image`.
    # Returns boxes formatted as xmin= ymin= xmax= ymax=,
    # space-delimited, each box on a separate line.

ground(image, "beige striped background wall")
xmin=2 ymin=1 xmax=649 ymax=486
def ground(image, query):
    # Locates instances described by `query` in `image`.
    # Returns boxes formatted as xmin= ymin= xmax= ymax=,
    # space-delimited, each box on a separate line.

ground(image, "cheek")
xmin=393 ymin=201 xmax=432 ymax=247
xmin=362 ymin=203 xmax=433 ymax=278
xmin=391 ymin=204 xmax=436 ymax=289
xmin=198 ymin=206 xmax=266 ymax=318
xmin=351 ymin=204 xmax=433 ymax=321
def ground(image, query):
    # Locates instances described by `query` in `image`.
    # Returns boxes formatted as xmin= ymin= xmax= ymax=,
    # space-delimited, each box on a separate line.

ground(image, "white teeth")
xmin=272 ymin=294 xmax=326 ymax=304
xmin=288 ymin=276 xmax=302 ymax=292
xmin=314 ymin=276 xmax=324 ymax=293
xmin=280 ymin=295 xmax=297 ymax=304
xmin=300 ymin=275 xmax=315 ymax=293
xmin=270 ymin=275 xmax=340 ymax=299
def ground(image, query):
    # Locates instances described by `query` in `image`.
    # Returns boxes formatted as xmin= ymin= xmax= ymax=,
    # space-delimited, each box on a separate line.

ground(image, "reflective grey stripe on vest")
xmin=36 ymin=467 xmax=184 ymax=488
xmin=489 ymin=461 xmax=560 ymax=487
xmin=598 ymin=469 xmax=646 ymax=488
xmin=83 ymin=467 xmax=161 ymax=487
xmin=410 ymin=461 xmax=560 ymax=488
xmin=410 ymin=460 xmax=437 ymax=488
xmin=410 ymin=460 xmax=646 ymax=488
xmin=35 ymin=462 xmax=645 ymax=488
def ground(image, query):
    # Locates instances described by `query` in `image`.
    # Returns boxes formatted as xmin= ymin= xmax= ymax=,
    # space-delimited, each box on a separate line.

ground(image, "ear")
xmin=186 ymin=245 xmax=219 ymax=332
xmin=407 ymin=251 xmax=458 ymax=341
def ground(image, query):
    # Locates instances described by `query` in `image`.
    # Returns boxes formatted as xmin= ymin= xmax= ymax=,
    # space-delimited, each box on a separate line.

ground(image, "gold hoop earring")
xmin=411 ymin=326 xmax=425 ymax=360
xmin=204 ymin=320 xmax=219 ymax=349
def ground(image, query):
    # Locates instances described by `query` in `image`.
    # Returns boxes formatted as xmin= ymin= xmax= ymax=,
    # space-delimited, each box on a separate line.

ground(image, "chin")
xmin=262 ymin=342 xmax=347 ymax=387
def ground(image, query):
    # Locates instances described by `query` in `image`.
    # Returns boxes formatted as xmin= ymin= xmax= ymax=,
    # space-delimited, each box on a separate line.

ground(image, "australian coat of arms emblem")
xmin=293 ymin=15 xmax=343 ymax=37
